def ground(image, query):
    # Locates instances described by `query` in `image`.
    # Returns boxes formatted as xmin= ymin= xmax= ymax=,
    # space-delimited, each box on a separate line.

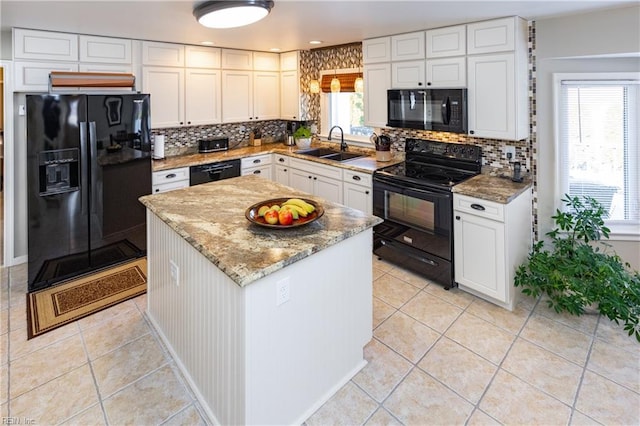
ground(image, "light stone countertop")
xmin=139 ymin=175 xmax=383 ymax=287
xmin=452 ymin=173 xmax=533 ymax=204
xmin=151 ymin=142 xmax=404 ymax=174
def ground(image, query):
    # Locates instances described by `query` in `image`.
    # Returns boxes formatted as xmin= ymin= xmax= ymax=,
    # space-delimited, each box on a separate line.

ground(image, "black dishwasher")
xmin=189 ymin=159 xmax=241 ymax=186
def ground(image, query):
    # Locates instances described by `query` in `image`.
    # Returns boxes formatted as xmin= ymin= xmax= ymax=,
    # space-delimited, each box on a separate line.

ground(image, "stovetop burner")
xmin=374 ymin=138 xmax=483 ymax=190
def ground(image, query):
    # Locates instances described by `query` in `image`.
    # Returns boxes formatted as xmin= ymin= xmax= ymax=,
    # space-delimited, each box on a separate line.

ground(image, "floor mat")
xmin=27 ymin=258 xmax=147 ymax=339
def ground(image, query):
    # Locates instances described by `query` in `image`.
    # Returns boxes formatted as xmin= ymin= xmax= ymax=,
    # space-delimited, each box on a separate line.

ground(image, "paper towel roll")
xmin=153 ymin=135 xmax=165 ymax=159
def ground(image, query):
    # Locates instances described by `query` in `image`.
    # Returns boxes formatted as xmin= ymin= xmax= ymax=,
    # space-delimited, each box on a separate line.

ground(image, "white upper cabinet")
xmin=221 ymin=49 xmax=253 ymax=70
xmin=185 ymin=46 xmax=221 ymax=68
xmin=80 ymin=35 xmax=132 ymax=64
xmin=426 ymin=25 xmax=466 ymax=58
xmin=143 ymin=67 xmax=185 ymax=127
xmin=425 ymin=57 xmax=466 ymax=87
xmin=253 ymin=71 xmax=280 ymax=120
xmin=363 ymin=63 xmax=391 ymax=127
xmin=391 ymin=60 xmax=425 ymax=88
xmin=14 ymin=61 xmax=79 ymax=91
xmin=391 ymin=32 xmax=425 ymax=61
xmin=186 ymin=68 xmax=222 ymax=126
xmin=222 ymin=70 xmax=253 ymax=122
xmin=142 ymin=41 xmax=185 ymax=67
xmin=253 ymin=52 xmax=280 ymax=71
xmin=13 ymin=28 xmax=78 ymax=61
xmin=280 ymin=51 xmax=299 ymax=71
xmin=467 ymin=17 xmax=518 ymax=54
xmin=363 ymin=37 xmax=391 ymax=64
xmin=280 ymin=70 xmax=301 ymax=120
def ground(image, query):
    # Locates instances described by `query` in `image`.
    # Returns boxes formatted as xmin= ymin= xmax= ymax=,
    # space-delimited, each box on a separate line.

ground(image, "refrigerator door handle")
xmin=89 ymin=121 xmax=98 ymax=214
xmin=80 ymin=121 xmax=89 ymax=215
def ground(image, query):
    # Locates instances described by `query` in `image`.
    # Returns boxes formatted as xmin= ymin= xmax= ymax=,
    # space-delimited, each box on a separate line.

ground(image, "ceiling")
xmin=1 ymin=0 xmax=636 ymax=53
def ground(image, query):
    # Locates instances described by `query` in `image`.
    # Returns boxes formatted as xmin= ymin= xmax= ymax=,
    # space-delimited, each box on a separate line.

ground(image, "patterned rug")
xmin=27 ymin=258 xmax=147 ymax=339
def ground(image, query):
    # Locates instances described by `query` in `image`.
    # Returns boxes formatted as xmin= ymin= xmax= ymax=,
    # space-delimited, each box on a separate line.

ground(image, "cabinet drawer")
xmin=344 ymin=169 xmax=372 ymax=187
xmin=273 ymin=154 xmax=290 ymax=166
xmin=152 ymin=167 xmax=190 ymax=185
xmin=152 ymin=180 xmax=189 ymax=194
xmin=289 ymin=158 xmax=343 ymax=180
xmin=241 ymin=154 xmax=272 ymax=169
xmin=454 ymin=194 xmax=504 ymax=222
xmin=241 ymin=165 xmax=272 ymax=178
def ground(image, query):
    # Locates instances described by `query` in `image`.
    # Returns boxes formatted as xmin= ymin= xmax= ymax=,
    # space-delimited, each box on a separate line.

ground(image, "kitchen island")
xmin=138 ymin=175 xmax=381 ymax=425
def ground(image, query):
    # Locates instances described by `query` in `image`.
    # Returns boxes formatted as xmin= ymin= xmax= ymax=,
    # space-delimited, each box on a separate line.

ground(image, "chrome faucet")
xmin=328 ymin=125 xmax=348 ymax=151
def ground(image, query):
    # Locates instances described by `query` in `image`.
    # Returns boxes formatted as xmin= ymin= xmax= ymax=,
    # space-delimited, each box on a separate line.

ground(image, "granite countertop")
xmin=139 ymin=175 xmax=383 ymax=287
xmin=453 ymin=173 xmax=533 ymax=204
xmin=152 ymin=142 xmax=404 ymax=174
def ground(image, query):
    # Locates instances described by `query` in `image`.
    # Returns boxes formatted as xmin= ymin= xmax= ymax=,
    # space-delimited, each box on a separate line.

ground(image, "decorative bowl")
xmin=245 ymin=198 xmax=323 ymax=229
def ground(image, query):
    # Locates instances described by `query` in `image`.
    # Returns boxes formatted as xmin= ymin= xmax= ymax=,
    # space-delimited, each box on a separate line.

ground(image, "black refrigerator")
xmin=26 ymin=93 xmax=152 ymax=292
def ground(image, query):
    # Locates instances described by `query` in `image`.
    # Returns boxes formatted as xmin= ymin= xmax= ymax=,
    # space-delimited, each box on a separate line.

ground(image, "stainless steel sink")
xmin=295 ymin=148 xmax=365 ymax=162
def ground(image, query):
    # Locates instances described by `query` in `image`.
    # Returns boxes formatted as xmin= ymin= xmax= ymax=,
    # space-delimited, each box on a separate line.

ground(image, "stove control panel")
xmin=406 ymin=139 xmax=481 ymax=162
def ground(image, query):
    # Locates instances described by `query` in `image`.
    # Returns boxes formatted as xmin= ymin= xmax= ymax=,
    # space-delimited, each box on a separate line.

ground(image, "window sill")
xmin=605 ymin=222 xmax=640 ymax=241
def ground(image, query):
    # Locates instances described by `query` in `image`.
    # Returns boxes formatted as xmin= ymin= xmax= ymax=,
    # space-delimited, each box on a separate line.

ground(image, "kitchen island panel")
xmin=146 ymin=211 xmax=373 ymax=425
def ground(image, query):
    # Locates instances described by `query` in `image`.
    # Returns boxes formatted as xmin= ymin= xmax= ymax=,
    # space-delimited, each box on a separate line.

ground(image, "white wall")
xmin=535 ymin=5 xmax=640 ymax=271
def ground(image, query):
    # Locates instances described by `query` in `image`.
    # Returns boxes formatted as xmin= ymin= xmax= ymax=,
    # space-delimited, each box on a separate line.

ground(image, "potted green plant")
xmin=515 ymin=194 xmax=640 ymax=342
xmin=293 ymin=126 xmax=312 ymax=148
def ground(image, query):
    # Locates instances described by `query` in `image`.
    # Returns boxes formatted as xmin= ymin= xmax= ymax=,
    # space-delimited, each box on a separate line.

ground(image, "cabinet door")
xmin=253 ymin=52 xmax=280 ymax=71
xmin=467 ymin=54 xmax=516 ymax=140
xmin=391 ymin=60 xmax=425 ymax=88
xmin=186 ymin=68 xmax=221 ymax=125
xmin=13 ymin=29 xmax=78 ymax=61
xmin=273 ymin=164 xmax=290 ymax=186
xmin=454 ymin=212 xmax=506 ymax=302
xmin=425 ymin=57 xmax=466 ymax=88
xmin=280 ymin=51 xmax=299 ymax=71
xmin=289 ymin=168 xmax=314 ymax=194
xmin=222 ymin=70 xmax=253 ymax=122
xmin=363 ymin=37 xmax=391 ymax=64
xmin=14 ymin=61 xmax=79 ymax=92
xmin=143 ymin=67 xmax=185 ymax=128
xmin=426 ymin=25 xmax=466 ymax=58
xmin=364 ymin=63 xmax=391 ymax=127
xmin=467 ymin=17 xmax=516 ymax=54
xmin=343 ymin=182 xmax=372 ymax=214
xmin=391 ymin=32 xmax=425 ymax=61
xmin=280 ymin=70 xmax=301 ymax=120
xmin=254 ymin=71 xmax=280 ymax=121
xmin=185 ymin=46 xmax=221 ymax=68
xmin=221 ymin=49 xmax=253 ymax=70
xmin=314 ymin=175 xmax=343 ymax=204
xmin=142 ymin=42 xmax=184 ymax=67
xmin=80 ymin=35 xmax=132 ymax=64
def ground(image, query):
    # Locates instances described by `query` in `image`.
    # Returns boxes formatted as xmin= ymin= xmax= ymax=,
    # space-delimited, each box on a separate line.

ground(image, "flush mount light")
xmin=194 ymin=0 xmax=274 ymax=29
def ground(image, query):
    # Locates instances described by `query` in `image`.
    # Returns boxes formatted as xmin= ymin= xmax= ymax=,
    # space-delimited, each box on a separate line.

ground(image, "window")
xmin=556 ymin=73 xmax=639 ymax=230
xmin=320 ymin=69 xmax=373 ymax=144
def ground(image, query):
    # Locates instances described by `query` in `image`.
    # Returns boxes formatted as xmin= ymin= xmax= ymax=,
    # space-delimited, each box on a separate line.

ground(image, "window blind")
xmin=558 ymin=80 xmax=639 ymax=222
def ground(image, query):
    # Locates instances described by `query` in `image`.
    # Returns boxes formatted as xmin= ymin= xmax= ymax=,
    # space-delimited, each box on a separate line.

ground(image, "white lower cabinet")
xmin=152 ymin=167 xmax=190 ymax=194
xmin=288 ymin=158 xmax=343 ymax=204
xmin=272 ymin=154 xmax=290 ymax=186
xmin=342 ymin=170 xmax=372 ymax=214
xmin=453 ymin=189 xmax=532 ymax=310
xmin=241 ymin=154 xmax=272 ymax=179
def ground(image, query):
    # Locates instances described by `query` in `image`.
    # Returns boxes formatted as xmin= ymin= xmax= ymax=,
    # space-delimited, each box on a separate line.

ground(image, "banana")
xmin=281 ymin=203 xmax=307 ymax=217
xmin=284 ymin=198 xmax=315 ymax=213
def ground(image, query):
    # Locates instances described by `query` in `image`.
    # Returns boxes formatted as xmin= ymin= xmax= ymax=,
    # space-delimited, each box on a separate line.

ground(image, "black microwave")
xmin=387 ymin=88 xmax=467 ymax=134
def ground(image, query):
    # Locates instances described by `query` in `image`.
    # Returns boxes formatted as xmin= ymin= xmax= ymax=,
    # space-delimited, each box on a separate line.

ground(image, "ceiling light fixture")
xmin=194 ymin=0 xmax=274 ymax=29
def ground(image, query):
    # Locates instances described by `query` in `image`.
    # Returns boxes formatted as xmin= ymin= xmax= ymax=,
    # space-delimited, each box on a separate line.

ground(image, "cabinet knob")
xmin=469 ymin=130 xmax=475 ymax=135
xmin=308 ymin=176 xmax=312 ymax=179
xmin=455 ymin=215 xmax=460 ymax=220
xmin=187 ymin=121 xmax=191 ymax=125
xmin=427 ymin=82 xmax=431 ymax=86
xmin=313 ymin=177 xmax=317 ymax=180
xmin=418 ymin=82 xmax=423 ymax=86
xmin=180 ymin=121 xmax=184 ymax=125
xmin=365 ymin=190 xmax=370 ymax=195
xmin=283 ymin=168 xmax=287 ymax=172
xmin=255 ymin=116 xmax=259 ymax=119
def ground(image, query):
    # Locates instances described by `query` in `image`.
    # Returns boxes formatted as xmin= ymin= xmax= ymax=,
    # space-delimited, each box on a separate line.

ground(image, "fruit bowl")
xmin=245 ymin=198 xmax=324 ymax=229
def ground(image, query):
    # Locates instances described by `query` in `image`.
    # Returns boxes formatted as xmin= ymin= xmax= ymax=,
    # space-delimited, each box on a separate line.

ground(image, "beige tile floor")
xmin=1 ymin=257 xmax=639 ymax=425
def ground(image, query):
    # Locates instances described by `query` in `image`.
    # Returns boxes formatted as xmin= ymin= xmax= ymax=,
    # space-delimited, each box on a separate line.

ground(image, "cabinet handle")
xmin=471 ymin=204 xmax=485 ymax=211
xmin=253 ymin=159 xmax=260 ymax=164
xmin=253 ymin=170 xmax=261 ymax=174
xmin=352 ymin=175 xmax=361 ymax=181
xmin=166 ymin=173 xmax=176 ymax=179
xmin=279 ymin=158 xmax=285 ymax=162
xmin=455 ymin=215 xmax=460 ymax=220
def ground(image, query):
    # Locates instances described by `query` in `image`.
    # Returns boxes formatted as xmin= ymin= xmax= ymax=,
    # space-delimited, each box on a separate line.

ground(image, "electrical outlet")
xmin=503 ymin=145 xmax=516 ymax=160
xmin=276 ymin=278 xmax=290 ymax=306
xmin=170 ymin=260 xmax=179 ymax=286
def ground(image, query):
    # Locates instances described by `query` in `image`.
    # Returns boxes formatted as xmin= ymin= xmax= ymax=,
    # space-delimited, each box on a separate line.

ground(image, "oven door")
xmin=373 ymin=175 xmax=454 ymax=287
